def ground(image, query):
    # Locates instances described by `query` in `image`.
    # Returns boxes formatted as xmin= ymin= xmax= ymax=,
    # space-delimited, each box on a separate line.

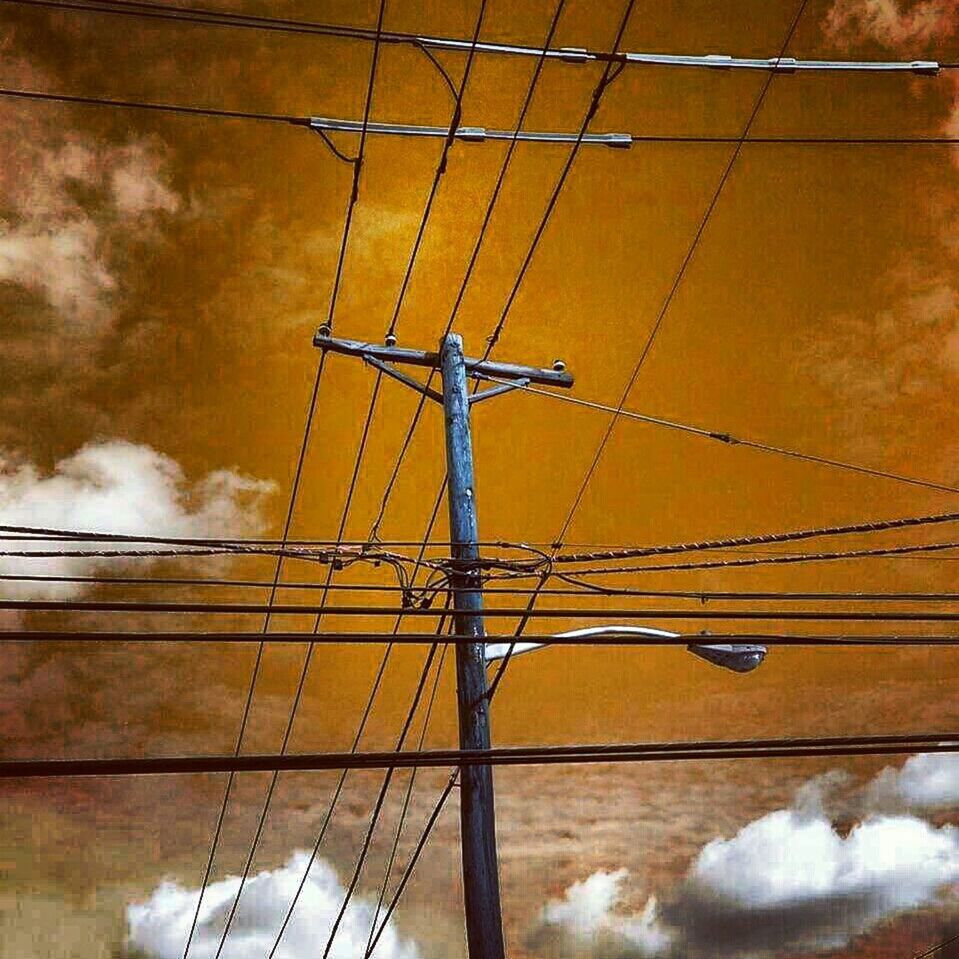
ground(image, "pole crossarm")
xmin=5 ymin=732 xmax=958 ymax=779
xmin=314 ymin=331 xmax=574 ymax=389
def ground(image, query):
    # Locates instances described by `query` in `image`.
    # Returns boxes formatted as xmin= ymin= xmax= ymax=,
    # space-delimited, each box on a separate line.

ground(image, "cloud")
xmin=527 ymin=868 xmax=672 ymax=958
xmin=0 ymin=439 xmax=274 ymax=598
xmin=865 ymin=753 xmax=959 ymax=813
xmin=0 ymin=125 xmax=179 ymax=330
xmin=126 ymin=851 xmax=421 ymax=959
xmin=823 ymin=0 xmax=959 ymax=49
xmin=671 ymin=809 xmax=959 ymax=956
xmin=538 ymin=757 xmax=959 ymax=958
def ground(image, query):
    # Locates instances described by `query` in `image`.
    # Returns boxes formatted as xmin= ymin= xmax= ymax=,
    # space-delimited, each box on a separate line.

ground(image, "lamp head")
xmin=687 ymin=642 xmax=767 ymax=674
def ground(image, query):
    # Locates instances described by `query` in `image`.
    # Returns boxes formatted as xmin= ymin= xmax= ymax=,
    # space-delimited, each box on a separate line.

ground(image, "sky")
xmin=1 ymin=0 xmax=959 ymax=956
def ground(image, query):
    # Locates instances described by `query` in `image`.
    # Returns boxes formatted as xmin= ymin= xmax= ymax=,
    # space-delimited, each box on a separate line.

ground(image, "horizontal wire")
xmin=5 ymin=732 xmax=958 ymax=779
xmin=558 ymin=540 xmax=959 ymax=576
xmin=549 ymin=510 xmax=959 ymax=564
xmin=9 ymin=598 xmax=959 ymax=620
xmin=6 ymin=570 xmax=959 ymax=602
xmin=509 ymin=381 xmax=959 ymax=497
xmin=2 ymin=630 xmax=958 ymax=646
xmin=3 ymin=0 xmax=944 ymax=73
xmin=2 ymin=87 xmax=958 ymax=148
xmin=312 ymin=116 xmax=959 ymax=146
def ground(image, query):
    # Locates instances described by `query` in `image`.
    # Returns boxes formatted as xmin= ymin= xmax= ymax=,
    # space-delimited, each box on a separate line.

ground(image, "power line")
xmin=914 ymin=931 xmax=959 ymax=959
xmin=5 ymin=85 xmax=959 ymax=149
xmin=380 ymin=0 xmax=488 ymax=341
xmin=507 ymin=381 xmax=959 ymax=495
xmin=5 ymin=732 xmax=958 ymax=778
xmin=312 ymin=116 xmax=959 ymax=146
xmin=362 ymin=642 xmax=449 ymax=956
xmin=4 ymin=0 xmax=944 ymax=74
xmin=9 ymin=570 xmax=959 ymax=603
xmin=181 ymin=354 xmax=328 ymax=959
xmin=549 ymin=509 xmax=959 ymax=565
xmin=206 ymin=16 xmax=391 ymax=956
xmin=566 ymin=539 xmax=959 ymax=576
xmin=17 ymin=597 xmax=959 ymax=619
xmin=555 ymin=0 xmax=811 ymax=547
xmin=0 ymin=84 xmax=307 ymax=123
xmin=367 ymin=0 xmax=570 ymax=539
xmin=4 ymin=630 xmax=959 ymax=647
xmin=363 ymin=583 xmax=542 ymax=955
xmin=227 ymin=6 xmax=492 ymax=952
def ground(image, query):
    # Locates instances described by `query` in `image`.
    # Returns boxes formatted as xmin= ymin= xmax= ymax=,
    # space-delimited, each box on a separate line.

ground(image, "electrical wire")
xmin=554 ymin=539 xmax=959 ymax=577
xmin=367 ymin=0 xmax=569 ymax=539
xmin=914 ymin=931 xmax=959 ymax=959
xmin=5 ymin=85 xmax=959 ymax=148
xmin=362 ymin=643 xmax=449 ymax=955
xmin=210 ymin=112 xmax=392 ymax=959
xmin=7 ymin=629 xmax=959 ymax=647
xmin=256 ymin=8 xmax=491 ymax=949
xmin=555 ymin=0 xmax=811 ymax=547
xmin=544 ymin=508 xmax=959 ymax=564
xmin=381 ymin=0 xmax=488 ymax=340
xmin=180 ymin=353 xmax=327 ymax=959
xmin=505 ymin=380 xmax=959 ymax=495
xmin=315 ymin=627 xmax=448 ymax=958
xmin=8 ymin=732 xmax=959 ymax=778
xmin=9 ymin=570 xmax=959 ymax=603
xmin=4 ymin=0 xmax=945 ymax=74
xmin=20 ymin=590 xmax=959 ymax=617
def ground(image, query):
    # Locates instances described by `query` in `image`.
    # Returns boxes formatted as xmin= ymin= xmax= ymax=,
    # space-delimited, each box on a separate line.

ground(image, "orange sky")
xmin=1 ymin=1 xmax=959 ymax=957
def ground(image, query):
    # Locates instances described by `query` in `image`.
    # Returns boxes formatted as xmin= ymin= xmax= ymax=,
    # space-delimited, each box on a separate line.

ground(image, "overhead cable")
xmin=4 ymin=630 xmax=959 ymax=647
xmin=554 ymin=0 xmax=812 ymax=547
xmin=4 ymin=87 xmax=959 ymax=148
xmin=5 ymin=732 xmax=959 ymax=779
xmin=509 ymin=381 xmax=959 ymax=495
xmin=3 ymin=0 xmax=943 ymax=73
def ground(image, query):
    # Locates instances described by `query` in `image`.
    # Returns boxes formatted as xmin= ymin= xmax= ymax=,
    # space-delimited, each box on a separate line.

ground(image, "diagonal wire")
xmin=260 ymin=3 xmax=490 ymax=948
xmin=362 ymin=642 xmax=449 ymax=954
xmin=914 ymin=931 xmax=959 ymax=959
xmin=367 ymin=0 xmax=570 ymax=539
xmin=506 ymin=380 xmax=959 ymax=496
xmin=365 ymin=10 xmax=819 ymax=945
xmin=180 ymin=352 xmax=326 ymax=959
xmin=194 ymin=5 xmax=390 ymax=954
xmin=382 ymin=0 xmax=490 ymax=340
xmin=210 ymin=366 xmax=383 ymax=957
xmin=554 ymin=0 xmax=812 ymax=545
xmin=361 ymin=4 xmax=640 ymax=945
xmin=362 ymin=584 xmax=537 ymax=957
xmin=317 ymin=616 xmax=449 ymax=958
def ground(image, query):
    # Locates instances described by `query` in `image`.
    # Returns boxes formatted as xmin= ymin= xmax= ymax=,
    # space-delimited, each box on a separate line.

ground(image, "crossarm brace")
xmin=362 ymin=353 xmax=444 ymax=403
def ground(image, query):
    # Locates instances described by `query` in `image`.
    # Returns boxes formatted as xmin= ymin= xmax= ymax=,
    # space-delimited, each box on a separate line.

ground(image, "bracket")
xmin=468 ymin=376 xmax=530 ymax=405
xmin=362 ymin=353 xmax=444 ymax=404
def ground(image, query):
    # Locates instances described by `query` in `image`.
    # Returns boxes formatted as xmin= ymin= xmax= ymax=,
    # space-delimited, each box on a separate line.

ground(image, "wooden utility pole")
xmin=439 ymin=332 xmax=505 ymax=959
xmin=313 ymin=327 xmax=573 ymax=959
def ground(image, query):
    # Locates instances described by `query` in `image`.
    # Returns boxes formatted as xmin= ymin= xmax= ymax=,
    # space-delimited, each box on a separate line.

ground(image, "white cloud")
xmin=673 ymin=810 xmax=959 ymax=956
xmin=865 ymin=753 xmax=959 ymax=813
xmin=0 ymin=64 xmax=180 ymax=331
xmin=538 ymin=756 xmax=959 ymax=959
xmin=0 ymin=440 xmax=273 ymax=598
xmin=528 ymin=868 xmax=672 ymax=958
xmin=126 ymin=851 xmax=421 ymax=959
xmin=823 ymin=0 xmax=958 ymax=48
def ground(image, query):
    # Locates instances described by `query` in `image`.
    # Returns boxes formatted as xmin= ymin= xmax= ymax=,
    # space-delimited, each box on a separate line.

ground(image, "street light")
xmin=484 ymin=625 xmax=767 ymax=675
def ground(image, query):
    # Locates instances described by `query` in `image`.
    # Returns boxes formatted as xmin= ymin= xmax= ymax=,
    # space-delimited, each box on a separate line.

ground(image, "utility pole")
xmin=313 ymin=327 xmax=573 ymax=959
xmin=440 ymin=332 xmax=504 ymax=959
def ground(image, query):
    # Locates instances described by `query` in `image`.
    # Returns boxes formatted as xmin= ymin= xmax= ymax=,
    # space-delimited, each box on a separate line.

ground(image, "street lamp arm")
xmin=484 ymin=625 xmax=767 ymax=673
